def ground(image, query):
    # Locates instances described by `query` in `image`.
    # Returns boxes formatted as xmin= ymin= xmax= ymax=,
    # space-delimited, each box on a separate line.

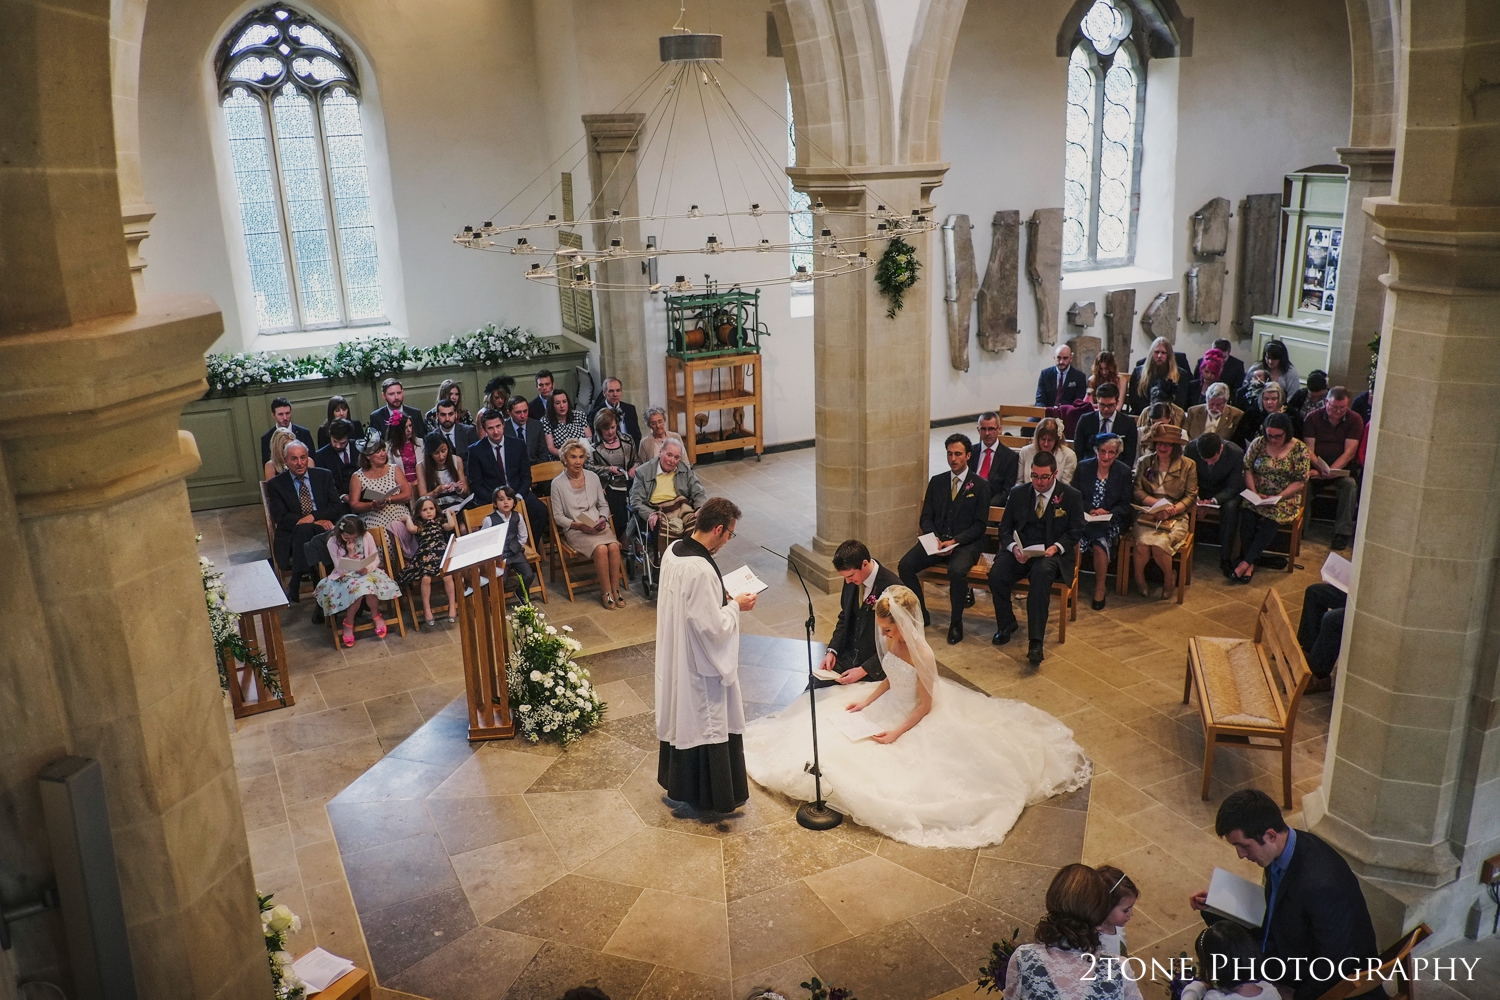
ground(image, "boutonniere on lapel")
xmin=963 ymin=481 xmax=975 ymax=496
xmin=1052 ymin=495 xmax=1065 ymax=517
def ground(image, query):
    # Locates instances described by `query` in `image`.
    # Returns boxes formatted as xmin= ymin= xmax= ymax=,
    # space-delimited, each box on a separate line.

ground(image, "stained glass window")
xmin=1062 ymin=0 xmax=1144 ymax=269
xmin=215 ymin=5 xmax=383 ymax=333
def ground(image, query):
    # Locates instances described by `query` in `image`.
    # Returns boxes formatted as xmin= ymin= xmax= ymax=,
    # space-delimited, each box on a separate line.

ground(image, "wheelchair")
xmin=622 ymin=505 xmax=659 ymax=599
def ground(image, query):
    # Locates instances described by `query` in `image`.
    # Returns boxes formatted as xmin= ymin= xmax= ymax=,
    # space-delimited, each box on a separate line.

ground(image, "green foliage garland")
xmin=204 ymin=323 xmax=555 ymax=395
xmin=874 ymin=236 xmax=921 ymax=319
xmin=201 ymin=537 xmax=284 ymax=703
xmin=507 ymin=600 xmax=605 ymax=745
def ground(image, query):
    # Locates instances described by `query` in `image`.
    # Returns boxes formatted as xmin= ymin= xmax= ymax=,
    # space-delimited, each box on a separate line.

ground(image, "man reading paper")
xmin=655 ymin=497 xmax=756 ymax=814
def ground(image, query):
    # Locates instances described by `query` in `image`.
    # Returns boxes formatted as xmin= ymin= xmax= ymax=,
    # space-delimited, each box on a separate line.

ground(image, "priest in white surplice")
xmin=655 ymin=497 xmax=756 ymax=813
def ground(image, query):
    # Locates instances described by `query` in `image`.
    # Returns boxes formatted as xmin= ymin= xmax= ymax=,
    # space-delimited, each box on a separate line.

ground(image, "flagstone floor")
xmin=202 ymin=432 xmax=1342 ymax=1000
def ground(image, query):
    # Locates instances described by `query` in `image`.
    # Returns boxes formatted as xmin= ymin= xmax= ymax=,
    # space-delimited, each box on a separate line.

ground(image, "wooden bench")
xmin=916 ymin=504 xmax=1078 ymax=643
xmin=1313 ymin=922 xmax=1431 ymax=1000
xmin=1194 ymin=480 xmax=1309 ymax=573
xmin=1183 ymin=589 xmax=1310 ymax=807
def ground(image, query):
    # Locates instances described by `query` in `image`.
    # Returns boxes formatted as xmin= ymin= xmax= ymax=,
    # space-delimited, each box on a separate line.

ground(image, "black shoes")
xmin=1091 ymin=597 xmax=1106 ymax=611
xmin=286 ymin=574 xmax=302 ymax=603
xmin=311 ymin=607 xmax=325 ymax=625
xmin=1332 ymin=534 xmax=1350 ymax=550
xmin=1027 ymin=640 xmax=1045 ymax=665
xmin=991 ymin=622 xmax=1018 ymax=646
xmin=965 ymin=588 xmax=976 ymax=608
xmin=922 ymin=610 xmax=933 ymax=627
xmin=947 ymin=623 xmax=964 ymax=645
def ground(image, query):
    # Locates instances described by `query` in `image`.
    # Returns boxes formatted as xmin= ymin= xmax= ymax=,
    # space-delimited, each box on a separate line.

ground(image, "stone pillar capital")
xmin=1335 ymin=146 xmax=1395 ymax=181
xmin=786 ymin=161 xmax=950 ymax=209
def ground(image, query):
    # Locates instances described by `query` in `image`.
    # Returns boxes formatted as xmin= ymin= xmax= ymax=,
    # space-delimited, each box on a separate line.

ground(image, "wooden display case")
xmin=665 ymin=352 xmax=764 ymax=464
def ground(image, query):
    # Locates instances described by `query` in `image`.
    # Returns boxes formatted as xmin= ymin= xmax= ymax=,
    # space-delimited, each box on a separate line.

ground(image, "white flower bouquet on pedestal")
xmin=506 ymin=602 xmax=604 ymax=745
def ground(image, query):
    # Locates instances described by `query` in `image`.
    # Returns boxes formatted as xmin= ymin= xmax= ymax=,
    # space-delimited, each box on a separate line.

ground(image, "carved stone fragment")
xmin=976 ymin=211 xmax=1019 ymax=353
xmin=1104 ymin=288 xmax=1136 ymax=362
xmin=1185 ymin=262 xmax=1227 ymax=324
xmin=1235 ymin=193 xmax=1282 ymax=336
xmin=1141 ymin=292 xmax=1180 ymax=344
xmin=1026 ymin=208 xmax=1063 ymax=345
xmin=1191 ymin=197 xmax=1232 ymax=257
xmin=1067 ymin=301 xmax=1097 ymax=328
xmin=942 ymin=214 xmax=976 ymax=372
xmin=1068 ymin=335 xmax=1102 ymax=376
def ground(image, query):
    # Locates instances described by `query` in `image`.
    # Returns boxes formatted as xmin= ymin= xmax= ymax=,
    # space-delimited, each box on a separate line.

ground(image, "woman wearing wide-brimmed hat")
xmin=1130 ymin=422 xmax=1198 ymax=600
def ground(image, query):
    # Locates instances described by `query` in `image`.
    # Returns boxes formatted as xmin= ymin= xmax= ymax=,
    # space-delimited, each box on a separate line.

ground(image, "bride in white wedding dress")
xmin=743 ymin=586 xmax=1092 ymax=849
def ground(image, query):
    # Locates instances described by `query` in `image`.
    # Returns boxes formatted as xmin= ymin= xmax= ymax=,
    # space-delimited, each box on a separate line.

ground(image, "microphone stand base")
xmin=796 ymin=801 xmax=844 ymax=831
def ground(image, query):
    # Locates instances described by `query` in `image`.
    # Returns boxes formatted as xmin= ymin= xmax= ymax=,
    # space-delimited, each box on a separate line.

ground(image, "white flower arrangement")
xmin=506 ymin=601 xmax=604 ymax=745
xmin=201 ymin=537 xmax=283 ymax=702
xmin=258 ymin=893 xmax=306 ymax=1000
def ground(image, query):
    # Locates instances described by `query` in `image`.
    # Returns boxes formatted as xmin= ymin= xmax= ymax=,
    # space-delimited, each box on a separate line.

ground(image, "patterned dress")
xmin=1081 ymin=472 xmax=1121 ymax=556
xmin=353 ymin=465 xmax=406 ymax=531
xmin=399 ymin=517 xmax=450 ymax=586
xmin=544 ymin=413 xmax=592 ymax=454
xmin=1003 ymin=943 xmax=1144 ymax=1000
xmin=1244 ymin=437 xmax=1311 ymax=524
xmin=315 ymin=534 xmax=401 ymax=615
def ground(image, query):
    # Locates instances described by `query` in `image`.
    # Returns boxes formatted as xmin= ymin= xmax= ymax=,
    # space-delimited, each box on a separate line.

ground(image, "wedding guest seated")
xmin=429 ymin=398 xmax=477 ymax=457
xmin=1185 ymin=383 xmax=1244 ymax=441
xmin=260 ymin=396 xmax=314 ymax=465
xmin=1297 ymin=581 xmax=1345 ymax=693
xmin=424 ymin=378 xmax=472 ymax=431
xmin=1233 ymin=381 xmax=1301 ymax=448
xmin=1074 ymin=382 xmax=1137 ymax=466
xmin=1036 ymin=343 xmax=1088 ymax=407
xmin=1191 ymin=790 xmax=1377 ymax=1000
xmin=1127 ymin=337 xmax=1191 ymax=413
xmin=1243 ymin=340 xmax=1300 ymax=404
xmin=628 ymin=438 xmax=707 ymax=552
xmin=316 ymin=395 xmax=364 ymax=450
xmin=531 ymin=369 xmax=554 ymax=419
xmin=1288 ymin=369 xmax=1328 ymax=419
xmin=397 ymin=495 xmax=457 ymax=628
xmin=1186 ymin=432 xmax=1245 ymax=576
xmin=1196 ymin=338 xmax=1245 ymax=394
xmin=1004 ymin=865 xmax=1144 ymax=1000
xmin=316 ymin=514 xmax=401 ymax=647
xmin=1134 ymin=398 xmax=1187 ymax=437
xmin=1131 ymin=423 xmax=1198 ymax=601
xmin=383 ymin=410 xmax=423 ymax=493
xmin=368 ymin=378 xmax=427 ymax=439
xmin=266 ymin=441 xmax=342 ymax=600
xmin=989 ymin=451 xmax=1083 ymax=665
xmin=1195 ymin=346 xmax=1228 ymax=391
xmin=1017 ymin=417 xmax=1077 ymax=485
xmin=587 ymin=376 xmax=643 ymax=443
xmin=1182 ymin=922 xmax=1279 ymax=1000
xmin=542 ymin=388 xmax=591 ymax=458
xmin=1303 ymin=386 xmax=1364 ymax=550
xmin=313 ymin=418 xmax=358 ymax=495
xmin=1089 ymin=350 xmax=1126 ymax=401
xmin=348 ymin=430 xmax=415 ymax=557
xmin=1229 ymin=414 xmax=1309 ymax=584
xmin=820 ymin=539 xmax=901 ymax=685
xmin=467 ymin=409 xmax=544 ymax=533
xmin=588 ymin=408 xmax=637 ymax=533
xmin=637 ymin=405 xmax=684 ymax=465
xmin=970 ymin=411 xmax=1020 ymax=497
xmin=264 ymin=426 xmax=297 ymax=481
xmin=1352 ymin=387 xmax=1373 ymax=424
xmin=505 ymin=396 xmax=548 ymax=464
xmin=483 ymin=487 xmax=538 ymax=597
xmin=1044 ymin=395 xmax=1096 ymax=439
xmin=417 ymin=431 xmax=469 ymax=519
xmin=552 ymin=440 xmax=627 ymax=609
xmin=897 ymin=434 xmax=991 ymax=645
xmin=483 ymin=374 xmax=515 ymax=417
xmin=1075 ymin=434 xmax=1133 ymax=611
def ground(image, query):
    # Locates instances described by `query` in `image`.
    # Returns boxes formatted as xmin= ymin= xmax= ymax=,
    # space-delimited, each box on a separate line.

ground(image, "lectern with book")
xmin=442 ymin=521 xmax=515 ymax=741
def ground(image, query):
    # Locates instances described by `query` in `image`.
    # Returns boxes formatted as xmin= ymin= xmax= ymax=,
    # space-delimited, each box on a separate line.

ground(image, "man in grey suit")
xmin=429 ymin=399 xmax=477 ymax=456
xmin=506 ymin=396 xmax=549 ymax=464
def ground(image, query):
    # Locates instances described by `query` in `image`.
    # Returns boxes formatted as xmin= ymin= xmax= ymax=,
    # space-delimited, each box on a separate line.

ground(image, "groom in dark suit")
xmin=817 ymin=539 xmax=902 ymax=687
xmin=897 ymin=434 xmax=991 ymax=646
xmin=989 ymin=451 xmax=1084 ymax=665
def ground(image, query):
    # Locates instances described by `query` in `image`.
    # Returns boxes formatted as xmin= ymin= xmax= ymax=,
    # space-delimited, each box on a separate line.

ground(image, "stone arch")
xmin=1345 ymin=0 xmax=1401 ymax=147
xmin=112 ymin=0 xmax=153 ymax=292
xmin=774 ymin=0 xmax=894 ymax=168
xmin=897 ymin=0 xmax=969 ymax=165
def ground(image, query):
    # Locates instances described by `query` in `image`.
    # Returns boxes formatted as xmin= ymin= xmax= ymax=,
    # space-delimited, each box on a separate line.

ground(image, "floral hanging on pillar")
xmin=876 ymin=236 xmax=922 ymax=319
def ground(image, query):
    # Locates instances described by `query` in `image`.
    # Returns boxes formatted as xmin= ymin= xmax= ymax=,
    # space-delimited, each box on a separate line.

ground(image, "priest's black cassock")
xmin=654 ymin=536 xmax=749 ymax=812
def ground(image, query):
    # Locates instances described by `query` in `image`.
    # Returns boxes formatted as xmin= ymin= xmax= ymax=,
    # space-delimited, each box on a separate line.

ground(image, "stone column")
xmin=1326 ymin=147 xmax=1393 ymax=390
xmin=583 ymin=113 xmax=650 ymax=403
xmin=1304 ymin=0 xmax=1500 ymax=946
xmin=111 ymin=0 xmax=156 ymax=295
xmin=788 ymin=164 xmax=947 ymax=591
xmin=1 ymin=1 xmax=269 ymax=996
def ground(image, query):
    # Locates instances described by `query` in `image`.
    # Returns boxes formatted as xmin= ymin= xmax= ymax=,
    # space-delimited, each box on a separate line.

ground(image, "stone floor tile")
xmin=428 ymin=794 xmax=541 ymax=856
xmin=384 ymin=925 xmax=541 ymax=1000
xmin=726 ymin=880 xmax=851 ymax=978
xmin=594 ymin=678 xmax=650 ymax=719
xmin=636 ymin=965 xmax=733 ymax=1000
xmin=286 ymin=799 xmax=335 ymax=848
xmin=342 ymin=831 xmax=460 ymax=914
xmin=1098 ymin=843 xmax=1209 ymax=934
xmin=239 ymin=772 xmax=287 ymax=831
xmin=450 ymin=830 xmax=567 ymax=924
xmin=806 ymin=920 xmax=966 ymax=1000
xmin=803 ymin=855 xmax=963 ymax=936
xmin=275 ymin=736 xmax=385 ymax=806
xmin=603 ymin=889 xmax=730 ymax=979
xmin=967 ymin=857 xmax=1058 ymax=927
xmin=722 ymin=819 xmax=870 ymax=901
xmin=980 ymin=803 xmax=1087 ymax=867
xmin=731 ymin=956 xmax=819 ymax=1000
xmin=524 ymin=731 xmax=645 ymax=793
xmin=429 ymin=745 xmax=556 ymax=798
xmin=576 ymin=645 xmax=653 ymax=685
xmin=296 ymin=839 xmax=346 ymax=889
xmin=527 ymin=789 xmax=644 ymax=868
xmin=487 ymin=874 xmax=642 ymax=950
xmin=501 ymin=940 xmax=654 ymax=1000
xmin=315 ymin=651 xmax=434 ymax=709
xmin=408 ymin=683 xmax=467 ymax=720
xmin=624 ymin=759 xmax=794 ymax=840
xmin=876 ymin=839 xmax=979 ymax=894
xmin=264 ymin=704 xmax=377 ymax=755
xmin=360 ymin=886 xmax=478 ymax=981
xmin=1082 ymin=808 xmax=1151 ymax=867
xmin=576 ymin=826 xmax=725 ymax=901
xmin=305 ymin=880 xmax=373 ymax=971
xmin=384 ymin=712 xmax=478 ymax=770
xmin=907 ymin=895 xmax=1026 ymax=985
xmin=364 ymin=692 xmax=426 ymax=748
xmin=335 ymin=754 xmax=456 ymax=804
xmin=327 ymin=797 xmax=435 ymax=855
xmin=597 ymin=708 xmax=658 ymax=754
xmin=231 ymin=726 xmax=276 ymax=779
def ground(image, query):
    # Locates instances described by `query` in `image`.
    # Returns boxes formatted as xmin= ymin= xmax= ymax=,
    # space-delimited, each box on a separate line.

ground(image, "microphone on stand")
xmin=759 ymin=545 xmax=843 ymax=831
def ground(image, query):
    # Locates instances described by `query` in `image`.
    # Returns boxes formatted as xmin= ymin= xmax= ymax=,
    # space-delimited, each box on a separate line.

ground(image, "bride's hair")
xmin=874 ymin=586 xmax=920 ymax=622
xmin=1034 ymin=864 xmax=1109 ymax=951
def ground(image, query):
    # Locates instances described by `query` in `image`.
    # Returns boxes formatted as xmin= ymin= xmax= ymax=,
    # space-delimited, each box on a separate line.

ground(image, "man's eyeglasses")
xmin=1029 ymin=473 xmax=1055 ymax=482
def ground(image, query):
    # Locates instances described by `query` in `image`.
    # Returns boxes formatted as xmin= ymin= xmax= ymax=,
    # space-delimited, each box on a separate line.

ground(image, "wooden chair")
xmin=1183 ymin=589 xmax=1310 ymax=807
xmin=1116 ymin=502 xmax=1195 ymax=604
xmin=549 ymin=502 xmax=628 ymax=602
xmin=1312 ymin=923 xmax=1432 ymax=1000
xmin=916 ymin=502 xmax=1077 ymax=643
xmin=459 ymin=503 xmax=547 ymax=603
xmin=460 ymin=503 xmax=494 ymax=534
xmin=391 ymin=533 xmax=451 ymax=629
xmin=319 ymin=525 xmax=407 ymax=648
xmin=997 ymin=404 xmax=1044 ymax=451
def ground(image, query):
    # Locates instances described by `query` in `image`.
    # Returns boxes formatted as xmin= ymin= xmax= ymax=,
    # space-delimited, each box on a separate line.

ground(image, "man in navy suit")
xmin=1073 ymin=382 xmax=1138 ymax=466
xmin=1035 ymin=344 xmax=1089 ymax=407
xmin=989 ymin=451 xmax=1085 ymax=665
xmin=468 ymin=410 xmax=546 ymax=532
xmin=260 ymin=396 xmax=315 ymax=465
xmin=312 ymin=419 xmax=358 ymax=496
xmin=897 ymin=434 xmax=991 ymax=646
xmin=586 ymin=376 xmax=643 ymax=443
xmin=266 ymin=442 xmax=343 ymax=599
xmin=368 ymin=378 xmax=427 ymax=439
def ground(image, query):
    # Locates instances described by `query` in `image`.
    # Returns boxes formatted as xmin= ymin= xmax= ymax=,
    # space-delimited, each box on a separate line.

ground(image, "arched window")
xmin=215 ymin=5 xmax=383 ymax=333
xmin=1062 ymin=0 xmax=1144 ymax=269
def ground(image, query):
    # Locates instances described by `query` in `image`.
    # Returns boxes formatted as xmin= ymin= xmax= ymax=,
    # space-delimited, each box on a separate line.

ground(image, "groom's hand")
xmin=836 ymin=666 xmax=866 ymax=684
xmin=820 ymin=650 xmax=839 ymax=673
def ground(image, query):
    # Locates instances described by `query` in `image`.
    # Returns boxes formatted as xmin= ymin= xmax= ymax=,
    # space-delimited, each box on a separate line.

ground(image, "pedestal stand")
xmin=451 ymin=557 xmax=515 ymax=741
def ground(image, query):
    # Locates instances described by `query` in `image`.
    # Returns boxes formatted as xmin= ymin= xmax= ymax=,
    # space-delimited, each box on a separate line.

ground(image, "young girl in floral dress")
xmin=317 ymin=514 xmax=401 ymax=647
xmin=400 ymin=495 xmax=456 ymax=626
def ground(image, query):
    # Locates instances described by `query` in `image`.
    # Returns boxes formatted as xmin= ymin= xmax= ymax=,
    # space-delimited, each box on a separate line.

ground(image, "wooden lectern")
xmin=442 ymin=523 xmax=515 ymax=741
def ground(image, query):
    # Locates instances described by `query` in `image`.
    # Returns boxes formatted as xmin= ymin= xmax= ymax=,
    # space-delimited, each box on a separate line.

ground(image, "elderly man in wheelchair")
xmin=627 ymin=438 xmax=708 ymax=561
